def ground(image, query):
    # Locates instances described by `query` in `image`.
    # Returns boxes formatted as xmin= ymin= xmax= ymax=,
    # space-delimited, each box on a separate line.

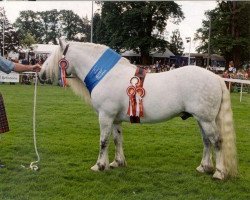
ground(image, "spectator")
xmin=155 ymin=60 xmax=161 ymax=73
xmin=228 ymin=61 xmax=236 ymax=73
xmin=170 ymin=63 xmax=176 ymax=70
xmin=247 ymin=67 xmax=250 ymax=79
xmin=222 ymin=70 xmax=230 ymax=78
xmin=236 ymin=69 xmax=244 ymax=79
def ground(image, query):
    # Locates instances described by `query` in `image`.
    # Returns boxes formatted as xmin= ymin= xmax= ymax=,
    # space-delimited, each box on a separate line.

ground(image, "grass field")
xmin=0 ymin=84 xmax=249 ymax=200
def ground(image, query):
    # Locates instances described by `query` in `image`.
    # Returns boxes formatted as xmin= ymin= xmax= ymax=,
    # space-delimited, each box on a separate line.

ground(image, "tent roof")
xmin=32 ymin=44 xmax=59 ymax=54
xmin=150 ymin=48 xmax=175 ymax=58
xmin=183 ymin=53 xmax=225 ymax=61
xmin=121 ymin=50 xmax=140 ymax=57
xmin=209 ymin=54 xmax=225 ymax=62
xmin=121 ymin=48 xmax=175 ymax=58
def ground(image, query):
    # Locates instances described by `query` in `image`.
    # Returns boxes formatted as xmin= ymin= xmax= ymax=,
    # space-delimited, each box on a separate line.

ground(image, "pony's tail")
xmin=67 ymin=77 xmax=92 ymax=105
xmin=216 ymin=78 xmax=237 ymax=177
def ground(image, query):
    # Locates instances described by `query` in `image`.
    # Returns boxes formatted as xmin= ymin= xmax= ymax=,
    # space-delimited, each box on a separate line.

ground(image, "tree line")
xmin=0 ymin=9 xmax=91 ymax=55
xmin=0 ymin=1 xmax=249 ymax=67
xmin=194 ymin=1 xmax=250 ymax=67
xmin=92 ymin=1 xmax=184 ymax=64
xmin=0 ymin=2 xmax=185 ymax=65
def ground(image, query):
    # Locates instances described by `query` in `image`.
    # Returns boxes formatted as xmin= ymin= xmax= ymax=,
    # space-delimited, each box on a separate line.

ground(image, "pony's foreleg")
xmin=196 ymin=123 xmax=214 ymax=173
xmin=110 ymin=123 xmax=127 ymax=168
xmin=91 ymin=113 xmax=113 ymax=171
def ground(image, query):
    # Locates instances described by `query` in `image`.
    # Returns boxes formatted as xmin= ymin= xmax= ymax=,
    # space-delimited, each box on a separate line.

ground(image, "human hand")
xmin=31 ymin=64 xmax=42 ymax=72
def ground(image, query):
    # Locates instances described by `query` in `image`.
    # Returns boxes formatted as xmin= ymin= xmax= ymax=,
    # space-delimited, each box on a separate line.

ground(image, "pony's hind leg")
xmin=196 ymin=122 xmax=214 ymax=173
xmin=198 ymin=120 xmax=225 ymax=180
xmin=91 ymin=113 xmax=113 ymax=171
xmin=110 ymin=123 xmax=127 ymax=168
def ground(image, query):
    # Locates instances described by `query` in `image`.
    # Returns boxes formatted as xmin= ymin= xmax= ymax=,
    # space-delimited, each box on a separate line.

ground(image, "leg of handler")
xmin=0 ymin=93 xmax=10 ymax=168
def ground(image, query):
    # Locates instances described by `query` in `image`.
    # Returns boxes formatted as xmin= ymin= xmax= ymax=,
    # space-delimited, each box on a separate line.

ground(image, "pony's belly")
xmin=118 ymin=110 xmax=179 ymax=124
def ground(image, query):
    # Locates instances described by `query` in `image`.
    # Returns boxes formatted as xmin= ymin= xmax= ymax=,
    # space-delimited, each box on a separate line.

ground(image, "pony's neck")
xmin=69 ymin=43 xmax=109 ymax=80
xmin=69 ymin=42 xmax=136 ymax=80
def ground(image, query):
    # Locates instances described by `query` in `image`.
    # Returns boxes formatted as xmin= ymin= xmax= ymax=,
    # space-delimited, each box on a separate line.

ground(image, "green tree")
xmin=59 ymin=10 xmax=88 ymax=41
xmin=14 ymin=10 xmax=57 ymax=44
xmin=14 ymin=10 xmax=44 ymax=43
xmin=93 ymin=13 xmax=108 ymax=44
xmin=81 ymin=15 xmax=91 ymax=42
xmin=194 ymin=1 xmax=250 ymax=68
xmin=21 ymin=32 xmax=37 ymax=47
xmin=95 ymin=1 xmax=184 ymax=64
xmin=39 ymin=9 xmax=60 ymax=44
xmin=14 ymin=10 xmax=91 ymax=44
xmin=169 ymin=29 xmax=184 ymax=56
xmin=0 ymin=8 xmax=20 ymax=55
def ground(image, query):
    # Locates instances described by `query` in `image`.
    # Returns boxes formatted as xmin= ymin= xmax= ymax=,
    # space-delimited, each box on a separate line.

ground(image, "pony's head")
xmin=39 ymin=38 xmax=74 ymax=84
xmin=39 ymin=38 xmax=92 ymax=103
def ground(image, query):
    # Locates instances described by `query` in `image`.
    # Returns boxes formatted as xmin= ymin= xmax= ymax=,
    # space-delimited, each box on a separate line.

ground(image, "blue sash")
xmin=84 ymin=48 xmax=121 ymax=93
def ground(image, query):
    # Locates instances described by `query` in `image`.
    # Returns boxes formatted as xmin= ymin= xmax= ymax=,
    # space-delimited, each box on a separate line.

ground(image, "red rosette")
xmin=126 ymin=86 xmax=136 ymax=96
xmin=59 ymin=58 xmax=69 ymax=69
xmin=136 ymin=87 xmax=145 ymax=97
xmin=130 ymin=76 xmax=140 ymax=86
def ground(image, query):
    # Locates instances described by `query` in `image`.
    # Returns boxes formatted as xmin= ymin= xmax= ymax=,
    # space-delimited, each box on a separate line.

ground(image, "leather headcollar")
xmin=62 ymin=44 xmax=70 ymax=57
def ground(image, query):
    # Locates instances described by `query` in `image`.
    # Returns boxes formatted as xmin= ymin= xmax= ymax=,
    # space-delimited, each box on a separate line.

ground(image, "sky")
xmin=0 ymin=1 xmax=217 ymax=53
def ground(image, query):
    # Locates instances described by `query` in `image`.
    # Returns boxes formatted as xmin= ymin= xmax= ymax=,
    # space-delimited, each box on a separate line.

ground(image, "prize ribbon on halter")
xmin=59 ymin=58 xmax=69 ymax=87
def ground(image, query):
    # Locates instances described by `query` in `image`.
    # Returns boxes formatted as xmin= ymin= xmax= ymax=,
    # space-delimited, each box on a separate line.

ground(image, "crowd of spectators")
xmin=136 ymin=60 xmax=250 ymax=93
xmin=222 ymin=61 xmax=249 ymax=80
xmin=136 ymin=60 xmax=250 ymax=81
xmin=137 ymin=61 xmax=181 ymax=73
xmin=222 ymin=68 xmax=249 ymax=80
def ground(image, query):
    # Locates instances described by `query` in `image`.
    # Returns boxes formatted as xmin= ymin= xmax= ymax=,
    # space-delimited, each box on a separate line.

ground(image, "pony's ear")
xmin=59 ymin=37 xmax=67 ymax=51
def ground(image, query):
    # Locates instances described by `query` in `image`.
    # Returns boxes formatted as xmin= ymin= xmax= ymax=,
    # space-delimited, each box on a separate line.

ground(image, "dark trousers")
xmin=0 ymin=93 xmax=9 ymax=133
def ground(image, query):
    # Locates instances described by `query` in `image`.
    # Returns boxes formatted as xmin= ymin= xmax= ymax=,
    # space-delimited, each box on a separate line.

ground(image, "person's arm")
xmin=13 ymin=63 xmax=41 ymax=73
xmin=0 ymin=56 xmax=41 ymax=73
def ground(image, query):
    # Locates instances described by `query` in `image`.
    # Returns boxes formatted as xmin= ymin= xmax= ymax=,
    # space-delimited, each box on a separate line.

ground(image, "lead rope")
xmin=21 ymin=72 xmax=40 ymax=171
xmin=30 ymin=72 xmax=40 ymax=171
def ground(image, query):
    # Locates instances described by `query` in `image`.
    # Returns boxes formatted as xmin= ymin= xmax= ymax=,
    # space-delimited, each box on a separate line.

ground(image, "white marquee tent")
xmin=32 ymin=44 xmax=59 ymax=55
xmin=121 ymin=48 xmax=174 ymax=58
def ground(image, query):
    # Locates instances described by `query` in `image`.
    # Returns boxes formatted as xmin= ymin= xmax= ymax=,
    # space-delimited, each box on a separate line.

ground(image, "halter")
xmin=62 ymin=44 xmax=70 ymax=57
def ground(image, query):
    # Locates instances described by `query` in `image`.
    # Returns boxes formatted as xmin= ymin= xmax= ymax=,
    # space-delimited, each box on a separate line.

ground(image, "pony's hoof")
xmin=196 ymin=164 xmax=213 ymax=174
xmin=110 ymin=160 xmax=126 ymax=169
xmin=91 ymin=164 xmax=100 ymax=171
xmin=196 ymin=165 xmax=205 ymax=173
xmin=91 ymin=163 xmax=109 ymax=171
xmin=110 ymin=161 xmax=119 ymax=168
xmin=213 ymin=169 xmax=225 ymax=180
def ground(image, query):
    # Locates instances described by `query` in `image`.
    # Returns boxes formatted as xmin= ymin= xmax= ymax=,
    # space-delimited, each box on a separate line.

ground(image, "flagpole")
xmin=91 ymin=0 xmax=93 ymax=43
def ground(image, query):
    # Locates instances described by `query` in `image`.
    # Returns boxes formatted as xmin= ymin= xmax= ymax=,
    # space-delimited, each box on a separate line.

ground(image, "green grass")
xmin=0 ymin=84 xmax=249 ymax=200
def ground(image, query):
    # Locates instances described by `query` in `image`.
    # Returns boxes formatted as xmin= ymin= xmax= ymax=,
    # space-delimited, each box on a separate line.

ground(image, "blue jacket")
xmin=0 ymin=56 xmax=15 ymax=74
